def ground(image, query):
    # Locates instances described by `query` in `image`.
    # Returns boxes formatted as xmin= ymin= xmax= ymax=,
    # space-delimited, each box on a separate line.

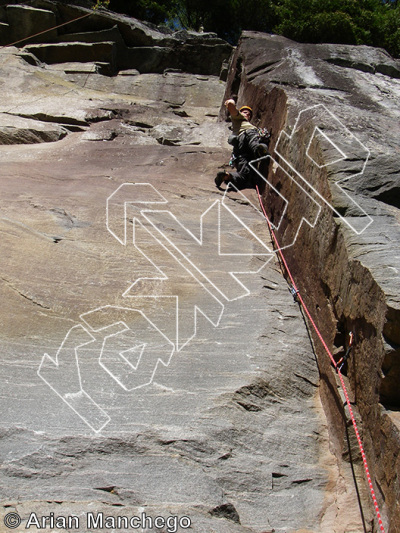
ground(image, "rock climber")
xmin=215 ymin=98 xmax=269 ymax=190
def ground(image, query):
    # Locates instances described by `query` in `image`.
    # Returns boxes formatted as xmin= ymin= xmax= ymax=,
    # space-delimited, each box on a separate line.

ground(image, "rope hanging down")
xmin=255 ymin=185 xmax=386 ymax=533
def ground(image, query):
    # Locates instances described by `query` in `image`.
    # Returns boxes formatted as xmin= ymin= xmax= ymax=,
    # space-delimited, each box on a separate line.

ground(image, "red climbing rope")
xmin=255 ymin=184 xmax=386 ymax=533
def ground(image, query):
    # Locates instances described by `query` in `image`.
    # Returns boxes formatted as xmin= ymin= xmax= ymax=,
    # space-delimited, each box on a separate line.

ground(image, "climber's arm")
xmin=224 ymin=98 xmax=239 ymax=117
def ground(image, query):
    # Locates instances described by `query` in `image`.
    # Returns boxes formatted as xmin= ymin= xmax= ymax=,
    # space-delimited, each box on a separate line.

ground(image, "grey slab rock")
xmin=6 ymin=4 xmax=57 ymax=46
xmin=23 ymin=41 xmax=118 ymax=69
xmin=0 ymin=112 xmax=68 ymax=143
xmin=4 ymin=0 xmax=233 ymax=76
xmin=0 ymin=42 xmax=366 ymax=533
xmin=48 ymin=24 xmax=126 ymax=46
xmin=0 ymin=49 xmax=229 ymax=147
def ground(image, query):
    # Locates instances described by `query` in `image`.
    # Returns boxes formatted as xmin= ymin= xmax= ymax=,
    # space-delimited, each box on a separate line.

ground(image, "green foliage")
xmin=93 ymin=0 xmax=110 ymax=10
xmin=173 ymin=0 xmax=213 ymax=32
xmin=168 ymin=0 xmax=276 ymax=42
xmin=380 ymin=5 xmax=400 ymax=56
xmin=108 ymin=0 xmax=176 ymax=25
xmin=272 ymin=0 xmax=400 ymax=57
xmin=275 ymin=9 xmax=359 ymax=44
xmin=107 ymin=0 xmax=400 ymax=57
xmin=231 ymin=0 xmax=276 ymax=38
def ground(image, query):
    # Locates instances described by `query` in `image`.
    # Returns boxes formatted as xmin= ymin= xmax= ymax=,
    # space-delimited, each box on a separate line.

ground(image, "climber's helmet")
xmin=239 ymin=105 xmax=253 ymax=120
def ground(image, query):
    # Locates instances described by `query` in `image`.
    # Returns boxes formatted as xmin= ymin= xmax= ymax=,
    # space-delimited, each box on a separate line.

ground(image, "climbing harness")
xmin=255 ymin=185 xmax=386 ymax=533
xmin=228 ymin=128 xmax=271 ymax=170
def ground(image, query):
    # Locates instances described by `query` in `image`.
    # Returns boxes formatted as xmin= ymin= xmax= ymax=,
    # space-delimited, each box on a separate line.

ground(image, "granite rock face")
xmin=1 ymin=0 xmax=232 ymax=75
xmin=221 ymin=32 xmax=400 ymax=532
xmin=0 ymin=37 xmax=357 ymax=533
xmin=0 ymin=7 xmax=399 ymax=533
xmin=0 ymin=0 xmax=232 ymax=142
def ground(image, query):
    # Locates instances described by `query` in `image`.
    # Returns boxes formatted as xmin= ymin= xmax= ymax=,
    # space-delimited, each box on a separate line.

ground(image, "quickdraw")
xmin=256 ymin=184 xmax=386 ymax=532
xmin=258 ymin=127 xmax=271 ymax=144
xmin=289 ymin=285 xmax=300 ymax=302
xmin=336 ymin=331 xmax=354 ymax=372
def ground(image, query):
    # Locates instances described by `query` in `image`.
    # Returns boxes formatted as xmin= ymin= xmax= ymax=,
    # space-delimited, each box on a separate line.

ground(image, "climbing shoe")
xmin=215 ymin=171 xmax=229 ymax=188
xmin=256 ymin=143 xmax=270 ymax=157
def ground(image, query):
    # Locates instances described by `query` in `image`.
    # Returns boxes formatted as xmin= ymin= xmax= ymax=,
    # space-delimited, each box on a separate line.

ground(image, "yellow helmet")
xmin=239 ymin=105 xmax=253 ymax=114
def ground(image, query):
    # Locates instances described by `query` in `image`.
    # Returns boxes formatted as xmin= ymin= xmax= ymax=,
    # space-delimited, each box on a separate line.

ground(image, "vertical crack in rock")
xmin=1 ymin=6 xmax=400 ymax=533
xmin=222 ymin=30 xmax=400 ymax=532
